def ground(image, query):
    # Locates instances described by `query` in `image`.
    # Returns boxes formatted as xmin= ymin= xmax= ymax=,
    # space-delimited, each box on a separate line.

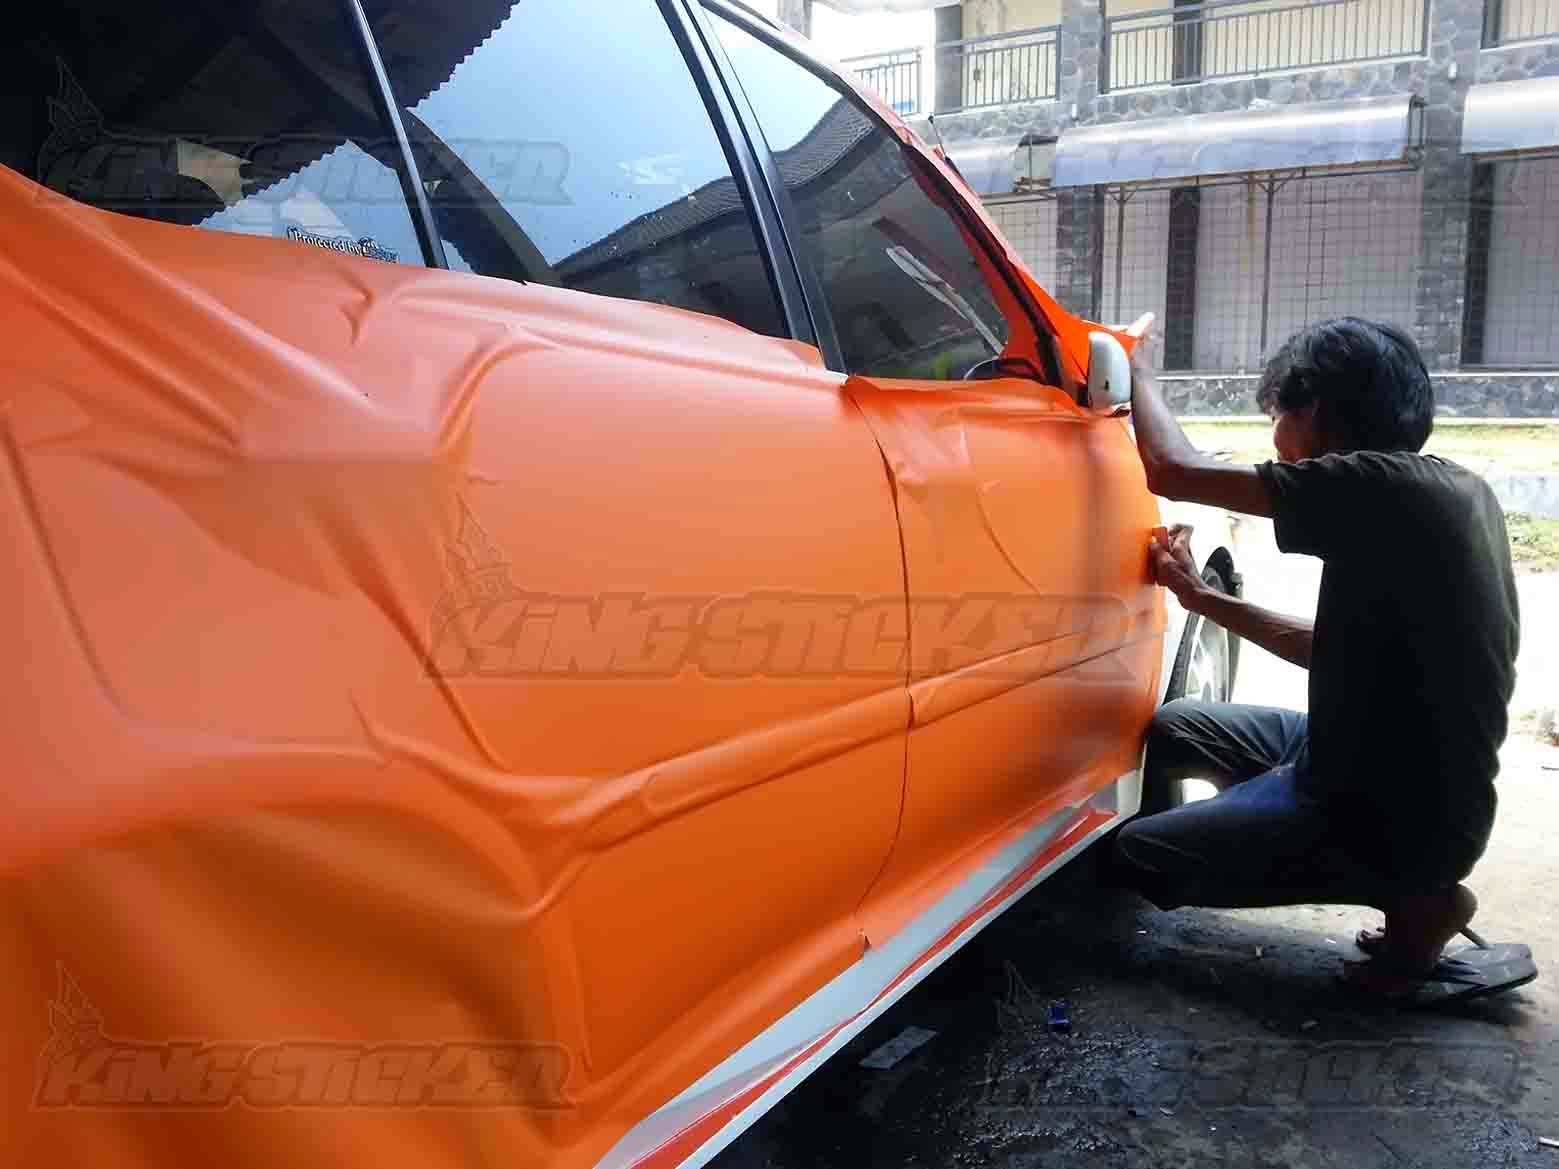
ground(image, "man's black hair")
xmin=1255 ymin=318 xmax=1435 ymax=454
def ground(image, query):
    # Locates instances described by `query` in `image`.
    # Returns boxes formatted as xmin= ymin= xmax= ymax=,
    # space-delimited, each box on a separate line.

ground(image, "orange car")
xmin=1 ymin=2 xmax=1236 ymax=1167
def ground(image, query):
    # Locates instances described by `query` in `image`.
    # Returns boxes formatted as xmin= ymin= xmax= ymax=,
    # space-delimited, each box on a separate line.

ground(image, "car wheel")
xmin=1143 ymin=564 xmax=1234 ymax=813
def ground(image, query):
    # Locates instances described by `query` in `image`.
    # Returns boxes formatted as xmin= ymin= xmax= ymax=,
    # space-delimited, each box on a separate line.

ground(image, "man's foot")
xmin=1356 ymin=920 xmax=1488 ymax=956
xmin=1353 ymin=885 xmax=1479 ymax=955
xmin=1340 ymin=885 xmax=1477 ymax=998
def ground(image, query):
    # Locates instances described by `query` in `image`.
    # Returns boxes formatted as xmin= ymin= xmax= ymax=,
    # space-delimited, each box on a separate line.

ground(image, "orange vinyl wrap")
xmin=842 ymin=377 xmax=1164 ymax=942
xmin=0 ymin=166 xmax=911 ymax=1169
xmin=1 ymin=106 xmax=1160 ymax=1168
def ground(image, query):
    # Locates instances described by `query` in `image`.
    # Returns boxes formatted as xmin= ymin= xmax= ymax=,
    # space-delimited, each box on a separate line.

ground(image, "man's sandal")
xmin=1340 ymin=938 xmax=1537 ymax=1008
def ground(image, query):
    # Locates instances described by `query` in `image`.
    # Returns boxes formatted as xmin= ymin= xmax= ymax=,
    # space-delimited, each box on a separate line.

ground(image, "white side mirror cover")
xmin=1087 ymin=332 xmax=1133 ymax=416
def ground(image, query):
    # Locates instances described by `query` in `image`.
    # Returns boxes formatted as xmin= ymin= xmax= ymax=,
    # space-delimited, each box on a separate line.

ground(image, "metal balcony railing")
xmin=1104 ymin=0 xmax=1430 ymax=93
xmin=840 ymin=46 xmax=923 ymax=116
xmin=1483 ymin=0 xmax=1559 ymax=45
xmin=842 ymin=27 xmax=1062 ymax=117
xmin=940 ymin=26 xmax=1062 ymax=110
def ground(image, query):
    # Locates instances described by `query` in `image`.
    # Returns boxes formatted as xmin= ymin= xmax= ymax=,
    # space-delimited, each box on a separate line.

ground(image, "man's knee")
xmin=1149 ymin=697 xmax=1203 ymax=747
xmin=1144 ymin=697 xmax=1208 ymax=779
xmin=1111 ymin=816 xmax=1199 ymax=909
xmin=1114 ymin=813 xmax=1190 ymax=875
xmin=1112 ymin=818 xmax=1152 ymax=871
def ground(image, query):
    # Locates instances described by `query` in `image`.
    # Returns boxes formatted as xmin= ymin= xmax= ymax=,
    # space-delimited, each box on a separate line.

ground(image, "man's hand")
xmin=1129 ymin=329 xmax=1160 ymax=383
xmin=1149 ymin=523 xmax=1315 ymax=670
xmin=1150 ymin=524 xmax=1209 ymax=613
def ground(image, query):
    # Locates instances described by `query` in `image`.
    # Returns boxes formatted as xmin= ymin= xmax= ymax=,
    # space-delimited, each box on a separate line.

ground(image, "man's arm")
xmin=1153 ymin=526 xmax=1313 ymax=669
xmin=1132 ymin=362 xmax=1273 ymax=518
xmin=1190 ymin=589 xmax=1314 ymax=671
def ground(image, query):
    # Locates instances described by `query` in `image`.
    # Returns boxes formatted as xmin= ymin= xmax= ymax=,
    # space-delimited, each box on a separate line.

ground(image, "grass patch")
xmin=1421 ymin=424 xmax=1559 ymax=472
xmin=1508 ymin=513 xmax=1559 ymax=574
xmin=1510 ymin=708 xmax=1559 ymax=747
xmin=1177 ymin=420 xmax=1559 ymax=574
xmin=1180 ymin=420 xmax=1559 ymax=472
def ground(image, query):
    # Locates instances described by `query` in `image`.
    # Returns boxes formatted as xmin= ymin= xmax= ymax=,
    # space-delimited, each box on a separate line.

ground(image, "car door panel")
xmin=436 ymin=282 xmax=911 ymax=1074
xmin=0 ymin=171 xmax=907 ymax=1169
xmin=704 ymin=9 xmax=1165 ymax=950
xmin=844 ymin=375 xmax=1164 ymax=941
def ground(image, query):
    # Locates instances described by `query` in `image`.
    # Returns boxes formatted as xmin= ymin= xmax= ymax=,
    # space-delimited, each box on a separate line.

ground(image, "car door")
xmin=361 ymin=0 xmax=918 ymax=1141
xmin=1 ymin=3 xmax=907 ymax=1168
xmin=704 ymin=7 xmax=1165 ymax=943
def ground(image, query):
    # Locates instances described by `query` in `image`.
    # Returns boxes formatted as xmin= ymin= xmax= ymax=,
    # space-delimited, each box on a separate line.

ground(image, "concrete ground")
xmin=712 ymin=520 xmax=1559 ymax=1169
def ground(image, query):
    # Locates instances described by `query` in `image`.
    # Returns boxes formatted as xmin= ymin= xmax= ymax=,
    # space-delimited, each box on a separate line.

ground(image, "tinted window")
xmin=5 ymin=0 xmax=424 ymax=266
xmin=369 ymin=0 xmax=787 ymax=338
xmin=710 ymin=14 xmax=1011 ymax=380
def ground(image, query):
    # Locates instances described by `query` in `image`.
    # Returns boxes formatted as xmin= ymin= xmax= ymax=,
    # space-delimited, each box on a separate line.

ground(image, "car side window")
xmin=708 ymin=13 xmax=1012 ymax=380
xmin=367 ymin=0 xmax=788 ymax=339
xmin=6 ymin=0 xmax=425 ymax=266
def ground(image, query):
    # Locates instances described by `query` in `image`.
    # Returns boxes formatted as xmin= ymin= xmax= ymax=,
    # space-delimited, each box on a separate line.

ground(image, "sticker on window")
xmin=285 ymin=226 xmax=400 ymax=264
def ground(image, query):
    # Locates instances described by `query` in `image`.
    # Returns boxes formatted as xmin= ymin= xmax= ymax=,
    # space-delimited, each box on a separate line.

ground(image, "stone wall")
xmin=1086 ymin=58 xmax=1428 ymax=121
xmin=1476 ymin=38 xmax=1559 ymax=80
xmin=1412 ymin=0 xmax=1478 ymax=371
xmin=1433 ymin=372 xmax=1559 ymax=416
xmin=924 ymin=55 xmax=1428 ymax=142
xmin=1055 ymin=188 xmax=1105 ymax=315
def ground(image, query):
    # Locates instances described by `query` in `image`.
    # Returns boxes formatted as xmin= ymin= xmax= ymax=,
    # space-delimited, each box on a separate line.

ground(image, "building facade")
xmin=815 ymin=0 xmax=1559 ymax=415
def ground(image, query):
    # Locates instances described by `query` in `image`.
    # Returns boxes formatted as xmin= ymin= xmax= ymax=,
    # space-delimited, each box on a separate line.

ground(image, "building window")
xmin=986 ymin=195 xmax=1059 ymax=294
xmin=1100 ymin=186 xmax=1173 ymax=336
xmin=1188 ymin=170 xmax=1419 ymax=372
xmin=1465 ymin=157 xmax=1559 ymax=368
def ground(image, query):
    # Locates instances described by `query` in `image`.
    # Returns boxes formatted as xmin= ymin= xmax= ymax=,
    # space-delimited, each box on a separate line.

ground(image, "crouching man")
xmin=1117 ymin=317 xmax=1521 ymax=1001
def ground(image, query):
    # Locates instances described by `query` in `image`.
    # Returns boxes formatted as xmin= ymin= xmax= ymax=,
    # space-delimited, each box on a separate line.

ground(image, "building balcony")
xmin=1483 ymin=0 xmax=1559 ymax=45
xmin=1103 ymin=0 xmax=1430 ymax=92
xmin=940 ymin=26 xmax=1061 ymax=110
xmin=839 ymin=46 xmax=925 ymax=116
xmin=841 ymin=24 xmax=1061 ymax=117
xmin=837 ymin=0 xmax=1543 ymax=112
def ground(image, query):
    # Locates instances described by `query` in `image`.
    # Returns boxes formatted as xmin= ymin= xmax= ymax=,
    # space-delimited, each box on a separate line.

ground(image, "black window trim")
xmin=691 ymin=0 xmax=1064 ymax=387
xmin=338 ymin=0 xmax=447 ymax=269
xmin=687 ymin=0 xmax=844 ymax=370
xmin=656 ymin=0 xmax=818 ymax=347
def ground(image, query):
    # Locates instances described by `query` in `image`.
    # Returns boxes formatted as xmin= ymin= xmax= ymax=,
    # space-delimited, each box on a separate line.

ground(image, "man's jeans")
xmin=1113 ymin=699 xmax=1426 ymax=911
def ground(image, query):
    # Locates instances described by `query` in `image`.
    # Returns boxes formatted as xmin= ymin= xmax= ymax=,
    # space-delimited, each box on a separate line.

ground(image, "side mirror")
xmin=1086 ymin=332 xmax=1133 ymax=416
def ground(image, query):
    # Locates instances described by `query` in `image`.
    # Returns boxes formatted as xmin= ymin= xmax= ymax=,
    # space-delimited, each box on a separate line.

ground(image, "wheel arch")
xmin=1205 ymin=546 xmax=1236 ymax=588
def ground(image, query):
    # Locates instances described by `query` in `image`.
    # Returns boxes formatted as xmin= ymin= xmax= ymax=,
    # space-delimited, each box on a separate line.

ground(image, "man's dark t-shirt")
xmin=1256 ymin=452 xmax=1520 ymax=884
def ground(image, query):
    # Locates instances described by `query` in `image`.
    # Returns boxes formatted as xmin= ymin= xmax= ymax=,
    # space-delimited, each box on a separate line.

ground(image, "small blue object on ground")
xmin=1048 ymin=999 xmax=1072 ymax=1034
